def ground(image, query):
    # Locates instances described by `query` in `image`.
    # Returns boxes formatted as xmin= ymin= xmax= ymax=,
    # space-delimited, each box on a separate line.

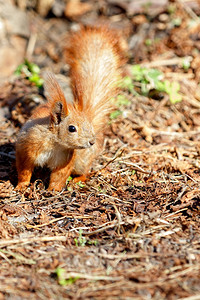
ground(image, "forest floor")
xmin=0 ymin=0 xmax=199 ymax=299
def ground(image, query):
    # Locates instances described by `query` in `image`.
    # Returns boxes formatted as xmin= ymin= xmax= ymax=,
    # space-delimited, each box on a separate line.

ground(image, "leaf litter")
xmin=0 ymin=0 xmax=200 ymax=299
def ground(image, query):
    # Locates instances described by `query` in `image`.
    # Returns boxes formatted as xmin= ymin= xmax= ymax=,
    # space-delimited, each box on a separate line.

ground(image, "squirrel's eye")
xmin=68 ymin=125 xmax=77 ymax=133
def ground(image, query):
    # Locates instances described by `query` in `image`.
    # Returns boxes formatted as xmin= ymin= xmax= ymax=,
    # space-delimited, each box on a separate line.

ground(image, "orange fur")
xmin=15 ymin=26 xmax=124 ymax=191
xmin=65 ymin=26 xmax=124 ymax=132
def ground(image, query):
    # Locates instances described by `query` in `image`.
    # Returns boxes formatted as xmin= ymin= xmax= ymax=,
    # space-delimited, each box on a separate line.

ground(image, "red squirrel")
xmin=15 ymin=26 xmax=124 ymax=191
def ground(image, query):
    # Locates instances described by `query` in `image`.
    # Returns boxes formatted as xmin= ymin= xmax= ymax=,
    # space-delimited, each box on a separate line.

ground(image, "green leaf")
xmin=168 ymin=82 xmax=182 ymax=104
xmin=146 ymin=69 xmax=163 ymax=82
xmin=145 ymin=39 xmax=152 ymax=46
xmin=169 ymin=92 xmax=182 ymax=104
xmin=172 ymin=17 xmax=182 ymax=27
xmin=29 ymin=74 xmax=44 ymax=87
xmin=14 ymin=59 xmax=44 ymax=88
xmin=29 ymin=63 xmax=40 ymax=74
xmin=14 ymin=63 xmax=25 ymax=75
xmin=55 ymin=267 xmax=66 ymax=285
xmin=67 ymin=176 xmax=73 ymax=182
xmin=55 ymin=267 xmax=79 ymax=286
xmin=141 ymin=82 xmax=149 ymax=95
xmin=116 ymin=95 xmax=130 ymax=106
xmin=88 ymin=240 xmax=98 ymax=246
xmin=131 ymin=65 xmax=144 ymax=81
xmin=162 ymin=80 xmax=171 ymax=93
xmin=74 ymin=238 xmax=79 ymax=247
xmin=76 ymin=181 xmax=85 ymax=188
xmin=182 ymin=58 xmax=190 ymax=70
xmin=122 ymin=64 xmax=182 ymax=105
xmin=110 ymin=110 xmax=122 ymax=120
xmin=155 ymin=80 xmax=166 ymax=92
xmin=120 ymin=76 xmax=134 ymax=93
xmin=74 ymin=229 xmax=87 ymax=247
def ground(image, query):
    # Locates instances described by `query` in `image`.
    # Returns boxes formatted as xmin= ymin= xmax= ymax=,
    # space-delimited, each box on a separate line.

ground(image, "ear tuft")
xmin=51 ymin=101 xmax=63 ymax=125
xmin=44 ymin=71 xmax=69 ymax=116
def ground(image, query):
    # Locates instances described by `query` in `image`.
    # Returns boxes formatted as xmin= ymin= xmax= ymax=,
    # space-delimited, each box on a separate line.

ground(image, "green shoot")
xmin=74 ymin=229 xmax=87 ymax=247
xmin=110 ymin=110 xmax=122 ymax=120
xmin=129 ymin=64 xmax=182 ymax=104
xmin=116 ymin=95 xmax=131 ymax=107
xmin=66 ymin=176 xmax=73 ymax=183
xmin=120 ymin=76 xmax=135 ymax=94
xmin=55 ymin=267 xmax=79 ymax=286
xmin=74 ymin=229 xmax=98 ymax=247
xmin=76 ymin=181 xmax=85 ymax=188
xmin=145 ymin=39 xmax=152 ymax=46
xmin=182 ymin=58 xmax=191 ymax=70
xmin=15 ymin=59 xmax=44 ymax=88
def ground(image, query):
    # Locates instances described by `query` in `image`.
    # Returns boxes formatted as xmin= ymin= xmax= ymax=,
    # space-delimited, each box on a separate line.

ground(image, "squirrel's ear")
xmin=50 ymin=101 xmax=66 ymax=125
xmin=44 ymin=71 xmax=69 ymax=125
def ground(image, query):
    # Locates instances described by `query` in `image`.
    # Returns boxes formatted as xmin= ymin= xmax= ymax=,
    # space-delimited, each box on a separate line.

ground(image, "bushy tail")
xmin=65 ymin=26 xmax=125 ymax=132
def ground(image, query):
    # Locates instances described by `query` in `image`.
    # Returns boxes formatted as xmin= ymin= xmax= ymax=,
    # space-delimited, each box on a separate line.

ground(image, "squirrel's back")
xmin=65 ymin=26 xmax=124 ymax=132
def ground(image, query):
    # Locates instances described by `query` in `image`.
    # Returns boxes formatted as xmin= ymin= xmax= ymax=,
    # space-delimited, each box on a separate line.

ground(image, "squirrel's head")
xmin=51 ymin=102 xmax=95 ymax=149
xmin=45 ymin=72 xmax=95 ymax=149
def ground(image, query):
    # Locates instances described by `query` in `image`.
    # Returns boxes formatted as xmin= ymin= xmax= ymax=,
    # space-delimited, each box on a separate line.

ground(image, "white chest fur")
xmin=35 ymin=150 xmax=53 ymax=167
xmin=35 ymin=146 xmax=70 ymax=170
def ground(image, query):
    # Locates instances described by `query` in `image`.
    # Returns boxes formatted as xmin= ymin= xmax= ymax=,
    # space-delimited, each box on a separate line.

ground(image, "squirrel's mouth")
xmin=76 ymin=139 xmax=95 ymax=149
xmin=64 ymin=144 xmax=92 ymax=150
xmin=77 ymin=144 xmax=94 ymax=149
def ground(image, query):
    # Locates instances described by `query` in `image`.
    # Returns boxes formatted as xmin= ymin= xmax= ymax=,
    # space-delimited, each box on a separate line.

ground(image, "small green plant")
xmin=145 ymin=39 xmax=152 ymax=46
xmin=15 ymin=59 xmax=44 ymax=87
xmin=182 ymin=58 xmax=191 ymax=71
xmin=110 ymin=110 xmax=122 ymax=120
xmin=66 ymin=176 xmax=73 ymax=191
xmin=123 ymin=65 xmax=182 ymax=104
xmin=55 ymin=267 xmax=79 ymax=286
xmin=159 ymin=80 xmax=182 ymax=104
xmin=110 ymin=64 xmax=182 ymax=122
xmin=116 ymin=94 xmax=131 ymax=107
xmin=88 ymin=239 xmax=98 ymax=246
xmin=119 ymin=76 xmax=135 ymax=94
xmin=167 ymin=3 xmax=176 ymax=14
xmin=74 ymin=229 xmax=98 ymax=247
xmin=76 ymin=181 xmax=85 ymax=188
xmin=74 ymin=229 xmax=87 ymax=247
xmin=172 ymin=17 xmax=182 ymax=27
xmin=66 ymin=176 xmax=73 ymax=183
xmin=110 ymin=94 xmax=131 ymax=120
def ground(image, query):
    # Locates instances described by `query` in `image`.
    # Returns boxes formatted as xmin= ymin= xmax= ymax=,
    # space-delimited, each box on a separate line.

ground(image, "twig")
xmin=113 ymin=204 xmax=122 ymax=234
xmin=0 ymin=235 xmax=67 ymax=248
xmin=177 ymin=295 xmax=200 ymax=300
xmin=148 ymin=128 xmax=200 ymax=138
xmin=98 ymin=252 xmax=166 ymax=260
xmin=164 ymin=208 xmax=189 ymax=219
xmin=168 ymin=264 xmax=200 ymax=279
xmin=140 ymin=56 xmax=193 ymax=68
xmin=118 ymin=161 xmax=156 ymax=175
xmin=177 ymin=0 xmax=200 ymax=22
xmin=98 ymin=193 xmax=132 ymax=204
xmin=0 ymin=250 xmax=11 ymax=264
xmin=26 ymin=215 xmax=92 ymax=229
xmin=98 ymin=145 xmax=126 ymax=171
xmin=26 ymin=32 xmax=38 ymax=60
xmin=80 ymin=221 xmax=125 ymax=236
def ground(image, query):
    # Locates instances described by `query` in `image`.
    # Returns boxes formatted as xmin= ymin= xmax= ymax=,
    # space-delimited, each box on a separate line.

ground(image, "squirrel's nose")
xmin=89 ymin=138 xmax=95 ymax=146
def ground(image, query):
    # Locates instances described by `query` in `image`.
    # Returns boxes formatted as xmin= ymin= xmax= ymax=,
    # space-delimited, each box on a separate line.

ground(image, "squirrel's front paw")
xmin=73 ymin=175 xmax=87 ymax=183
xmin=16 ymin=182 xmax=30 ymax=192
xmin=48 ymin=182 xmax=65 ymax=192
